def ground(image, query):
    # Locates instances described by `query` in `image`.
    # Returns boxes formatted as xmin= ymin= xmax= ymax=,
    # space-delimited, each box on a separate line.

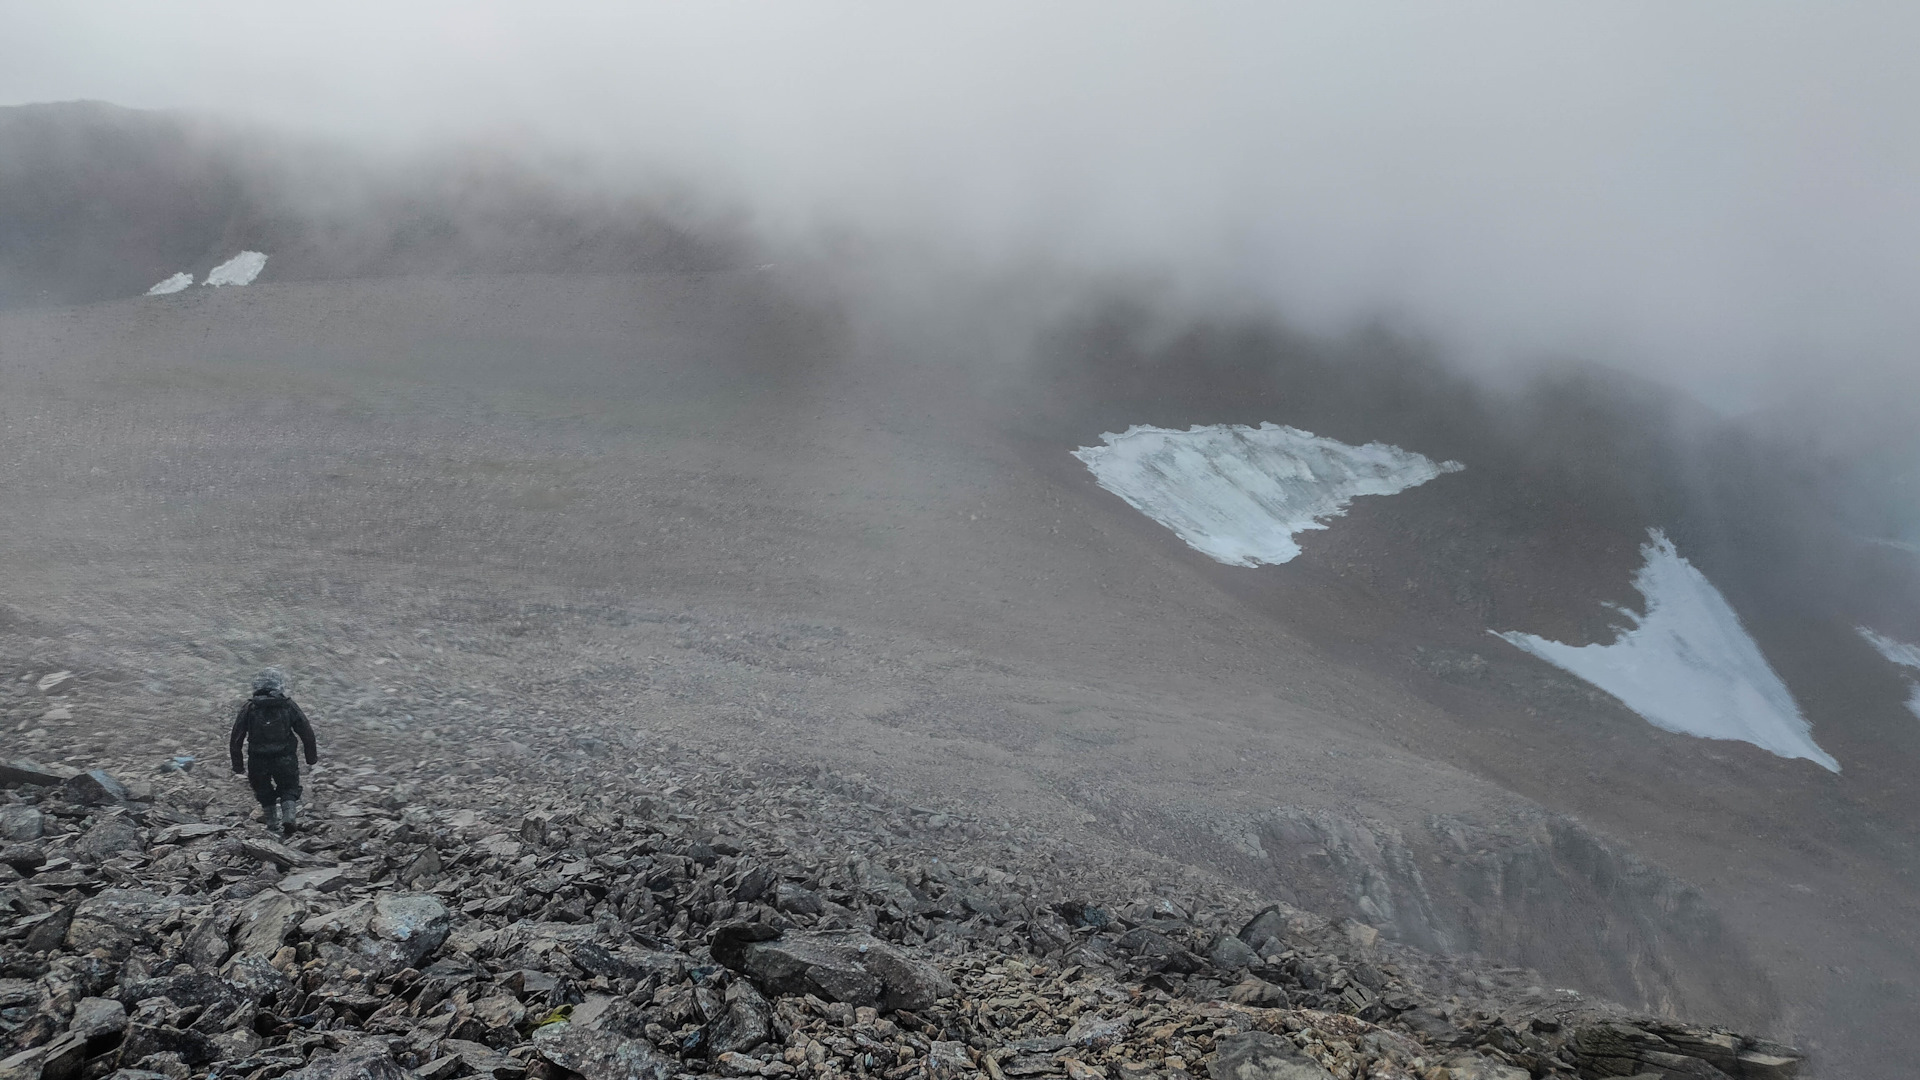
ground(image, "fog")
xmin=3 ymin=3 xmax=1918 ymax=408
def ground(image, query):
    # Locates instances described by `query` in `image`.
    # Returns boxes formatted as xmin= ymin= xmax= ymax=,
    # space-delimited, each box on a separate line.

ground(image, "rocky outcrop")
xmin=1220 ymin=807 xmax=1774 ymax=1021
xmin=2 ymin=758 xmax=1804 ymax=1080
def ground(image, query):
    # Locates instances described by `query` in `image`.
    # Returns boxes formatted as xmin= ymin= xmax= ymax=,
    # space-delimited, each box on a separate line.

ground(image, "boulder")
xmin=707 ymin=980 xmax=772 ymax=1057
xmin=229 ymin=890 xmax=305 ymax=959
xmin=711 ymin=925 xmax=953 ymax=1012
xmin=774 ymin=882 xmax=825 ymax=916
xmin=74 ymin=816 xmax=143 ymax=862
xmin=0 ymin=806 xmax=44 ymax=842
xmin=63 ymin=770 xmax=130 ymax=806
xmin=69 ymin=996 xmax=128 ymax=1046
xmin=66 ymin=890 xmax=188 ymax=957
xmin=0 ymin=843 xmax=46 ymax=873
xmin=1207 ymin=1033 xmax=1335 ymax=1080
xmin=355 ymin=893 xmax=451 ymax=974
xmin=1207 ymin=934 xmax=1260 ymax=970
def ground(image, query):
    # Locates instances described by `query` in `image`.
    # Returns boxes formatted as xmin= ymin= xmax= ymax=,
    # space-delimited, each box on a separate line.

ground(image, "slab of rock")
xmin=151 ymin=823 xmax=226 ymax=846
xmin=278 ymin=866 xmax=346 ymax=893
xmin=75 ymin=816 xmax=144 ymax=861
xmin=237 ymin=836 xmax=328 ymax=870
xmin=532 ymin=1022 xmax=676 ymax=1080
xmin=229 ymin=890 xmax=306 ymax=959
xmin=711 ymin=925 xmax=954 ymax=1012
xmin=65 ymin=889 xmax=188 ymax=957
xmin=281 ymin=1041 xmax=410 ymax=1080
xmin=355 ymin=893 xmax=451 ymax=975
xmin=1207 ymin=1032 xmax=1335 ymax=1080
xmin=0 ymin=759 xmax=79 ymax=788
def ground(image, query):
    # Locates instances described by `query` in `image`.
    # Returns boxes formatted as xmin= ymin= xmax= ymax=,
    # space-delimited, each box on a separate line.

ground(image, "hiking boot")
xmin=280 ymin=797 xmax=301 ymax=837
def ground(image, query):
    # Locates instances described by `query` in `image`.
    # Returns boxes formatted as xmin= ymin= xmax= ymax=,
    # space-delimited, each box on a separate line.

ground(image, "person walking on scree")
xmin=229 ymin=668 xmax=319 ymax=837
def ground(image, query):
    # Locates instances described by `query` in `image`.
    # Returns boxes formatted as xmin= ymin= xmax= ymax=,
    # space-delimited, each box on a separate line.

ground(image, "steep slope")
xmin=0 ymin=274 xmax=1913 ymax=1076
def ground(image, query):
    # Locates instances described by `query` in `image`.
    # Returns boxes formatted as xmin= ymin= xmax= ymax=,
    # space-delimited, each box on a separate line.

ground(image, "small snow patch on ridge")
xmin=1071 ymin=422 xmax=1462 ymax=567
xmin=205 ymin=251 xmax=267 ymax=287
xmin=146 ymin=272 xmax=192 ymax=295
xmin=1857 ymin=627 xmax=1920 ymax=719
xmin=1496 ymin=530 xmax=1837 ymax=771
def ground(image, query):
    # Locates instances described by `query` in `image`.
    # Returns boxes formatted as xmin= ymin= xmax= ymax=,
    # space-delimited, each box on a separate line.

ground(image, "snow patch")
xmin=1857 ymin=626 xmax=1920 ymax=719
xmin=1495 ymin=530 xmax=1837 ymax=771
xmin=146 ymin=272 xmax=193 ymax=295
xmin=204 ymin=251 xmax=267 ymax=287
xmin=1070 ymin=422 xmax=1463 ymax=567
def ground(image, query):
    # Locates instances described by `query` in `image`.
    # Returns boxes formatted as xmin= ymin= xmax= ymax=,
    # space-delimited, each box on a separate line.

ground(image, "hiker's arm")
xmin=292 ymin=702 xmax=318 ymax=765
xmin=229 ymin=707 xmax=248 ymax=773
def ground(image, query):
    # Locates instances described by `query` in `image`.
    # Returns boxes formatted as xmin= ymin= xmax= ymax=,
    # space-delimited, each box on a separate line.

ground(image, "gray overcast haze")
xmin=3 ymin=2 xmax=1918 ymax=407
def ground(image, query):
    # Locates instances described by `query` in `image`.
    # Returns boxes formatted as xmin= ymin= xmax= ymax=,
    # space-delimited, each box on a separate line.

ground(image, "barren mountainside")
xmin=2 ymin=104 xmax=1917 ymax=1079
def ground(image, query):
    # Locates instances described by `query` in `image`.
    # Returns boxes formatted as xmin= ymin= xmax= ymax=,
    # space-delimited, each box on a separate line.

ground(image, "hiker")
xmin=228 ymin=668 xmax=319 ymax=837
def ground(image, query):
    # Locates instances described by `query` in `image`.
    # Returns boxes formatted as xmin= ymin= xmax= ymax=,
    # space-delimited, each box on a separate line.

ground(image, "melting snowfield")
xmin=145 ymin=271 xmax=192 ymax=295
xmin=205 ymin=251 xmax=267 ymax=287
xmin=1497 ymin=531 xmax=1838 ymax=771
xmin=1858 ymin=627 xmax=1920 ymax=719
xmin=1071 ymin=423 xmax=1463 ymax=567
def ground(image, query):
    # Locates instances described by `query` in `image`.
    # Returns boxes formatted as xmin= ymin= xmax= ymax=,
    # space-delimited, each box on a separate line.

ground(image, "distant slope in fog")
xmin=0 ymin=101 xmax=739 ymax=309
xmin=1858 ymin=626 xmax=1920 ymax=719
xmin=1497 ymin=530 xmax=1837 ymax=771
xmin=1071 ymin=422 xmax=1462 ymax=566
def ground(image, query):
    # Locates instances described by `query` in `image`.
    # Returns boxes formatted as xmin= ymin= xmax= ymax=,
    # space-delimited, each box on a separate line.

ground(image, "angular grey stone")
xmin=0 ymin=759 xmax=79 ymax=788
xmin=74 ymin=817 xmax=144 ymax=862
xmin=774 ymin=882 xmax=825 ymax=916
xmin=712 ymin=926 xmax=953 ymax=1012
xmin=926 ymin=1041 xmax=973 ymax=1080
xmin=281 ymin=1041 xmax=410 ymax=1080
xmin=229 ymin=890 xmax=305 ymax=959
xmin=66 ymin=889 xmax=188 ymax=957
xmin=63 ymin=770 xmax=130 ymax=806
xmin=0 ymin=806 xmax=44 ymax=842
xmin=0 ymin=843 xmax=45 ymax=872
xmin=69 ymin=997 xmax=128 ymax=1044
xmin=1207 ymin=934 xmax=1260 ymax=970
xmin=1208 ymin=1033 xmax=1335 ymax=1080
xmin=532 ymin=1022 xmax=676 ymax=1080
xmin=1237 ymin=906 xmax=1290 ymax=948
xmin=355 ymin=893 xmax=450 ymax=975
xmin=707 ymin=979 xmax=772 ymax=1057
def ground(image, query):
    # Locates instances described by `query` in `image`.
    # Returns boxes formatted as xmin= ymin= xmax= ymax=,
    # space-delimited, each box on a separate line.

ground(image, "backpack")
xmin=246 ymin=694 xmax=298 ymax=755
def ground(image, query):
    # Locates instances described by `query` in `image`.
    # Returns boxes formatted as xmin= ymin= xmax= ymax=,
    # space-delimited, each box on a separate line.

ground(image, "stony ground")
xmin=2 ymin=687 xmax=1805 ymax=1080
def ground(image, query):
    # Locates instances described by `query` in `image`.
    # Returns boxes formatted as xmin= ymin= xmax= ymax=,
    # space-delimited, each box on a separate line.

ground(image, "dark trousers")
xmin=247 ymin=751 xmax=302 ymax=809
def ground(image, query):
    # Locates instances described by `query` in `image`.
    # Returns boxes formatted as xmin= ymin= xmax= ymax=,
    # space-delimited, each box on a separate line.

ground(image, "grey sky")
xmin=3 ymin=3 xmax=1916 ymax=407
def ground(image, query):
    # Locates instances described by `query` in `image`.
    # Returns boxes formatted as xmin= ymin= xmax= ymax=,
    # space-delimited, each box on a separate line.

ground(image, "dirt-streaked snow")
xmin=1857 ymin=627 xmax=1920 ymax=719
xmin=204 ymin=251 xmax=267 ymax=287
xmin=145 ymin=272 xmax=192 ymax=295
xmin=1071 ymin=422 xmax=1463 ymax=567
xmin=1497 ymin=530 xmax=1838 ymax=771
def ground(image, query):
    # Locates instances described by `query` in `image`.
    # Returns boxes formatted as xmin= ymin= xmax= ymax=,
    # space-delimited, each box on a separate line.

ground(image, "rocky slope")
xmin=2 ymin=731 xmax=1805 ymax=1080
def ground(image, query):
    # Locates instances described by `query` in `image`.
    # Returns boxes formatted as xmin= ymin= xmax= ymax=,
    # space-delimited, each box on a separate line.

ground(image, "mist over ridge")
xmin=4 ymin=3 xmax=1918 ymax=412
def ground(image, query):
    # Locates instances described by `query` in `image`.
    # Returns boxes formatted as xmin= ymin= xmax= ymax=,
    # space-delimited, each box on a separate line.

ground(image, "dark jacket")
xmin=229 ymin=689 xmax=318 ymax=773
